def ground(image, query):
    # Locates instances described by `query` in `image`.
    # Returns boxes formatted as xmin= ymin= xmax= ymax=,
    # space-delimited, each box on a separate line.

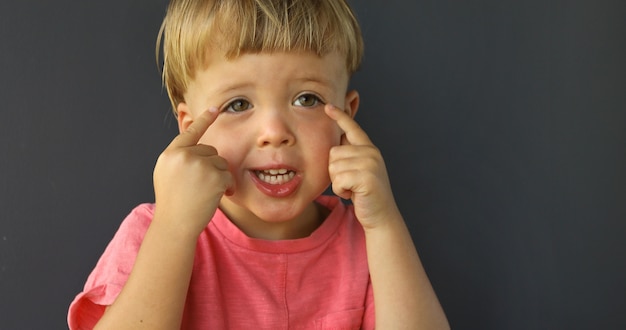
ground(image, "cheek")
xmin=198 ymin=126 xmax=245 ymax=166
xmin=297 ymin=119 xmax=341 ymax=157
xmin=324 ymin=121 xmax=344 ymax=147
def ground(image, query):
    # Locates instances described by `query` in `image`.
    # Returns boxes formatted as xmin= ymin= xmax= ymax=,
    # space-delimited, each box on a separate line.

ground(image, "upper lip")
xmin=250 ymin=164 xmax=298 ymax=172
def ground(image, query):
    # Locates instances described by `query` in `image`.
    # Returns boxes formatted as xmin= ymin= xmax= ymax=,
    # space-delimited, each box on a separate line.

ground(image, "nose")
xmin=255 ymin=109 xmax=296 ymax=148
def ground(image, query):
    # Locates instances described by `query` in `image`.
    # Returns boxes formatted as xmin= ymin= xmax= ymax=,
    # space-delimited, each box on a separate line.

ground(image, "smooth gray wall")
xmin=1 ymin=1 xmax=624 ymax=329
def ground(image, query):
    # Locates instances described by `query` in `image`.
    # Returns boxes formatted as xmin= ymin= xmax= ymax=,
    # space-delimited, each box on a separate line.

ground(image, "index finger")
xmin=171 ymin=107 xmax=219 ymax=147
xmin=324 ymin=104 xmax=372 ymax=146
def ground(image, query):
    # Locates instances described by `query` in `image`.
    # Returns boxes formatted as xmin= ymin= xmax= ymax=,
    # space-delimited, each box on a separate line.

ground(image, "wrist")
xmin=360 ymin=205 xmax=404 ymax=233
xmin=152 ymin=206 xmax=210 ymax=241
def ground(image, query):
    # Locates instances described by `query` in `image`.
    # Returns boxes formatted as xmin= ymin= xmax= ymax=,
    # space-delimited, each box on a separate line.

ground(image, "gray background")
xmin=1 ymin=0 xmax=625 ymax=329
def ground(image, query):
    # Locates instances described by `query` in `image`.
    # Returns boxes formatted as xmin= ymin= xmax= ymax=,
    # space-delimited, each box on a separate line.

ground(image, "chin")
xmin=252 ymin=201 xmax=309 ymax=223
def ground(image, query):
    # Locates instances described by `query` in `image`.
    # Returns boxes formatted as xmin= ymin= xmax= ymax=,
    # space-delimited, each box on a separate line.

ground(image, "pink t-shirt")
xmin=68 ymin=196 xmax=374 ymax=329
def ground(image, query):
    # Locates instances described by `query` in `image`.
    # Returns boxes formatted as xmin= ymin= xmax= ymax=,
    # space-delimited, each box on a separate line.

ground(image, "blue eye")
xmin=293 ymin=93 xmax=323 ymax=107
xmin=225 ymin=99 xmax=251 ymax=112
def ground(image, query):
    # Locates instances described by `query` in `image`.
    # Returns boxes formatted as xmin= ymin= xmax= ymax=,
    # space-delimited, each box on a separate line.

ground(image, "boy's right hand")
xmin=152 ymin=108 xmax=233 ymax=237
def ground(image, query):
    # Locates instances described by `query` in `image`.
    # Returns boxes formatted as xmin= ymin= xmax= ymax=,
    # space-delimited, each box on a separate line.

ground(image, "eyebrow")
xmin=295 ymin=72 xmax=336 ymax=84
xmin=213 ymin=82 xmax=255 ymax=95
xmin=213 ymin=75 xmax=338 ymax=95
xmin=292 ymin=75 xmax=340 ymax=90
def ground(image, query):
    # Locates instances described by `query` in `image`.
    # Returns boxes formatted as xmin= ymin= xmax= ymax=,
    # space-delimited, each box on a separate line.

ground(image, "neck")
xmin=218 ymin=201 xmax=329 ymax=240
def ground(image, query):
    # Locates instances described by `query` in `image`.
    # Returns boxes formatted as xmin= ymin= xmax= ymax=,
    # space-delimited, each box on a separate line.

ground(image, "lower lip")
xmin=250 ymin=171 xmax=302 ymax=198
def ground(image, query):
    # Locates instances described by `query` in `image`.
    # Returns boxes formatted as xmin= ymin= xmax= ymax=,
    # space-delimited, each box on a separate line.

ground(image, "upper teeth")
xmin=265 ymin=169 xmax=288 ymax=175
xmin=257 ymin=169 xmax=295 ymax=184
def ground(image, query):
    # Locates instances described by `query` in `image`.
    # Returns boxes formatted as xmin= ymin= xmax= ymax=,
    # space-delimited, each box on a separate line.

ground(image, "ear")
xmin=343 ymin=90 xmax=360 ymax=119
xmin=176 ymin=102 xmax=194 ymax=133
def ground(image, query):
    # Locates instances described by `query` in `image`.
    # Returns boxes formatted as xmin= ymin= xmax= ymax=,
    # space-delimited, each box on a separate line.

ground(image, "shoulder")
xmin=82 ymin=203 xmax=158 ymax=285
xmin=88 ymin=203 xmax=157 ymax=264
xmin=315 ymin=196 xmax=366 ymax=250
xmin=115 ymin=203 xmax=155 ymax=238
xmin=123 ymin=203 xmax=155 ymax=225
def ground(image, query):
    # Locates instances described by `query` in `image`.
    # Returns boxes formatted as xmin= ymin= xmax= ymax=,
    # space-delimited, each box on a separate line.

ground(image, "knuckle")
xmin=363 ymin=156 xmax=380 ymax=169
xmin=184 ymin=125 xmax=200 ymax=136
xmin=364 ymin=144 xmax=381 ymax=155
xmin=329 ymin=146 xmax=341 ymax=157
xmin=205 ymin=145 xmax=218 ymax=154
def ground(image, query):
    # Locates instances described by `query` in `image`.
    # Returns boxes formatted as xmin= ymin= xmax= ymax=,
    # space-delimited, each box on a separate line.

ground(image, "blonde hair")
xmin=157 ymin=0 xmax=364 ymax=114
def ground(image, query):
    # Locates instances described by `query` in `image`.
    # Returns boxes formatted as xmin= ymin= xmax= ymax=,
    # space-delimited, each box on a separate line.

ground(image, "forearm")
xmin=365 ymin=209 xmax=449 ymax=329
xmin=94 ymin=214 xmax=199 ymax=330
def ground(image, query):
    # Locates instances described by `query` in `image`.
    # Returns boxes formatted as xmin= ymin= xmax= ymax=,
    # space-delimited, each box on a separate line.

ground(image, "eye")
xmin=224 ymin=98 xmax=252 ymax=113
xmin=293 ymin=93 xmax=324 ymax=108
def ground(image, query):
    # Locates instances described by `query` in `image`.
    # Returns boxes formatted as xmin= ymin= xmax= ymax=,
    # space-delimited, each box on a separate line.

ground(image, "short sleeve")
xmin=67 ymin=204 xmax=155 ymax=330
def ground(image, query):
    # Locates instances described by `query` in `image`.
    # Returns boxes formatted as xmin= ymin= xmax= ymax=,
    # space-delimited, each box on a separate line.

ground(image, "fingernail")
xmin=208 ymin=106 xmax=219 ymax=113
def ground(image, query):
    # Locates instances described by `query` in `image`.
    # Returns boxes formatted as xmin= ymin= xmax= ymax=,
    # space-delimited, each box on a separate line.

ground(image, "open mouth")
xmin=254 ymin=169 xmax=296 ymax=185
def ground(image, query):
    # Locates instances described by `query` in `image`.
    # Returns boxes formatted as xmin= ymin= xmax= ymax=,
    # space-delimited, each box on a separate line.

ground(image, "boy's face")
xmin=177 ymin=51 xmax=359 ymax=235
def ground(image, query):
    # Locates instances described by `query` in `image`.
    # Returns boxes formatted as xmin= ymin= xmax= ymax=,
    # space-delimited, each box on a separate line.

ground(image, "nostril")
xmin=260 ymin=138 xmax=291 ymax=147
xmin=256 ymin=119 xmax=296 ymax=147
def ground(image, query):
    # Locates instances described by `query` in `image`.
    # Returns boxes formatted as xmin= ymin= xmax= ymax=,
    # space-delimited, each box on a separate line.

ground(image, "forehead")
xmin=191 ymin=51 xmax=350 ymax=94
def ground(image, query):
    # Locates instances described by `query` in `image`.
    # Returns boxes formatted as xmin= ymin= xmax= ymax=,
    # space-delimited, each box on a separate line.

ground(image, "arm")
xmin=364 ymin=209 xmax=449 ymax=329
xmin=94 ymin=109 xmax=233 ymax=329
xmin=326 ymin=105 xmax=449 ymax=329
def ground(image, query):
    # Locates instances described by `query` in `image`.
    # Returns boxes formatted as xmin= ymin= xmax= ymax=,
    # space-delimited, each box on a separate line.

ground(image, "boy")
xmin=68 ymin=0 xmax=449 ymax=329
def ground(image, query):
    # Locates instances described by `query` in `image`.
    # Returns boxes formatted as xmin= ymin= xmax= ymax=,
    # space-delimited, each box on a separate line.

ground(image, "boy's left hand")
xmin=326 ymin=104 xmax=401 ymax=230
